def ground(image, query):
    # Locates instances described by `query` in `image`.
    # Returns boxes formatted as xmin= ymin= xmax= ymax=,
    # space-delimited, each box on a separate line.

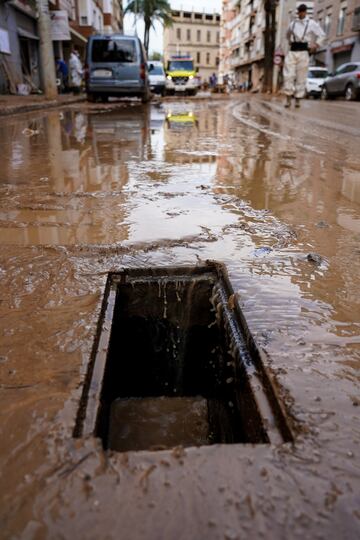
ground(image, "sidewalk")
xmin=0 ymin=93 xmax=86 ymax=116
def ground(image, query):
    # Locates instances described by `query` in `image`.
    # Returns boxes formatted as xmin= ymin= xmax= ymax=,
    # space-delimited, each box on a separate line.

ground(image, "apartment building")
xmin=220 ymin=0 xmax=267 ymax=90
xmin=314 ymin=0 xmax=360 ymax=70
xmin=163 ymin=9 xmax=221 ymax=83
xmin=0 ymin=0 xmax=123 ymax=94
xmin=75 ymin=0 xmax=123 ymax=39
xmin=220 ymin=0 xmax=317 ymax=91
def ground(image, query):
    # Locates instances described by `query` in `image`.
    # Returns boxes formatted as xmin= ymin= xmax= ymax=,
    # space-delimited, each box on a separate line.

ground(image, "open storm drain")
xmin=75 ymin=263 xmax=293 ymax=452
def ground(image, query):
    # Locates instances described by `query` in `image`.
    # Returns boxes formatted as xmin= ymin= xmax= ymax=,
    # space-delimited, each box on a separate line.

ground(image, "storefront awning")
xmin=18 ymin=27 xmax=39 ymax=40
xmin=70 ymin=27 xmax=87 ymax=44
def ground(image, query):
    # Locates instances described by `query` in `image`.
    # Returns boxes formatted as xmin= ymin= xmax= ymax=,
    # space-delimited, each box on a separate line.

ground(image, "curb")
xmin=0 ymin=96 xmax=86 ymax=117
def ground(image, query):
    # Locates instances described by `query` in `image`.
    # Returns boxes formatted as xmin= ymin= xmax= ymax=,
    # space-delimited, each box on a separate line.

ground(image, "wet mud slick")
xmin=0 ymin=97 xmax=359 ymax=539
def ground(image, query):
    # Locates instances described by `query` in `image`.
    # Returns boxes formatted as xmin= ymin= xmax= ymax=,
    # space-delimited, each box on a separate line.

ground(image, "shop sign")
xmin=0 ymin=28 xmax=11 ymax=54
xmin=50 ymin=10 xmax=71 ymax=41
xmin=273 ymin=47 xmax=284 ymax=66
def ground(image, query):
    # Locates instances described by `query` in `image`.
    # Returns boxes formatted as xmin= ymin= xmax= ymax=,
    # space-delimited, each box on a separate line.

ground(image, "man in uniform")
xmin=283 ymin=4 xmax=325 ymax=108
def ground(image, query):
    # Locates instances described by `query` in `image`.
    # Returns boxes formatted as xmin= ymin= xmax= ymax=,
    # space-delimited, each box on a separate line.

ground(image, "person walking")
xmin=55 ymin=57 xmax=68 ymax=93
xmin=283 ymin=4 xmax=325 ymax=108
xmin=69 ymin=49 xmax=83 ymax=94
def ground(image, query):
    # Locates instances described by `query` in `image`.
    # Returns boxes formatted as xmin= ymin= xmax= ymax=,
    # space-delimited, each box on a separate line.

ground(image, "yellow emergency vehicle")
xmin=165 ymin=55 xmax=199 ymax=96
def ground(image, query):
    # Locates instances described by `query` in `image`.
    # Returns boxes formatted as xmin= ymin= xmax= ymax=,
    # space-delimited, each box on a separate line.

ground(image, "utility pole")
xmin=36 ymin=0 xmax=57 ymax=99
xmin=263 ymin=0 xmax=276 ymax=93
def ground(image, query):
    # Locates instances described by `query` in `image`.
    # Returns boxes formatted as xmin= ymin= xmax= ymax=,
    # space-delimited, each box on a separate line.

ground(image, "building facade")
xmin=220 ymin=0 xmax=266 ymax=90
xmin=0 ymin=0 xmax=41 ymax=93
xmin=220 ymin=0 xmax=317 ymax=91
xmin=314 ymin=0 xmax=360 ymax=70
xmin=0 ymin=0 xmax=123 ymax=94
xmin=163 ymin=8 xmax=221 ymax=83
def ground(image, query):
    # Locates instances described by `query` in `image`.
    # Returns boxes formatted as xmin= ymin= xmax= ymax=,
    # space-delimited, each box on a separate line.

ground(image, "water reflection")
xmin=0 ymin=108 xmax=154 ymax=244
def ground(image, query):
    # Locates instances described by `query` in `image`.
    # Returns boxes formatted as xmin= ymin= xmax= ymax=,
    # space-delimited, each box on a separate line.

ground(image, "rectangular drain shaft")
xmin=75 ymin=263 xmax=293 ymax=451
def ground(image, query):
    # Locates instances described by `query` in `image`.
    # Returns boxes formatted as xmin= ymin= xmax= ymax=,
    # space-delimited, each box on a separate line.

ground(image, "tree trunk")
xmin=263 ymin=0 xmax=276 ymax=93
xmin=144 ymin=17 xmax=151 ymax=54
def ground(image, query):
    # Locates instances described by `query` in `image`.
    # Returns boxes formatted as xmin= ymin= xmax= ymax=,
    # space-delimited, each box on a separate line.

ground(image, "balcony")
xmin=352 ymin=7 xmax=360 ymax=31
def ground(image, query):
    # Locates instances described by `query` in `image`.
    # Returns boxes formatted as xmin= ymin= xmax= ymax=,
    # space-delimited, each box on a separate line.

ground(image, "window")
xmin=80 ymin=16 xmax=88 ymax=25
xmin=207 ymin=30 xmax=211 ymax=42
xmin=337 ymin=7 xmax=346 ymax=35
xmin=168 ymin=60 xmax=194 ymax=71
xmin=205 ymin=14 xmax=213 ymax=21
xmin=335 ymin=64 xmax=354 ymax=75
xmin=176 ymin=28 xmax=181 ymax=40
xmin=216 ymin=15 xmax=220 ymax=22
xmin=342 ymin=64 xmax=356 ymax=73
xmin=197 ymin=29 xmax=201 ymax=41
xmin=216 ymin=31 xmax=220 ymax=43
xmin=324 ymin=13 xmax=332 ymax=35
xmin=183 ymin=11 xmax=191 ymax=18
xmin=187 ymin=28 xmax=191 ymax=41
xmin=308 ymin=69 xmax=328 ymax=78
xmin=195 ymin=13 xmax=202 ymax=20
xmin=206 ymin=52 xmax=210 ymax=64
xmin=91 ymin=39 xmax=136 ymax=63
xmin=148 ymin=63 xmax=164 ymax=75
xmin=197 ymin=52 xmax=201 ymax=63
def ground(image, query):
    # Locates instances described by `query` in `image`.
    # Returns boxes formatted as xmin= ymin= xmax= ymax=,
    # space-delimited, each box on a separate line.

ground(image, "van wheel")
xmin=87 ymin=93 xmax=96 ymax=102
xmin=100 ymin=95 xmax=108 ymax=103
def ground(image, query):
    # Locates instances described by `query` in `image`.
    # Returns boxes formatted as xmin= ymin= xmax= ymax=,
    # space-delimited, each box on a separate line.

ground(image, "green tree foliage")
xmin=125 ymin=0 xmax=173 ymax=53
xmin=149 ymin=51 xmax=163 ymax=61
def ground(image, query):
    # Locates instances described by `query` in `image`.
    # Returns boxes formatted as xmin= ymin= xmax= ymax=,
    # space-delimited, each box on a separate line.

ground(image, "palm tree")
xmin=125 ymin=0 xmax=173 ymax=54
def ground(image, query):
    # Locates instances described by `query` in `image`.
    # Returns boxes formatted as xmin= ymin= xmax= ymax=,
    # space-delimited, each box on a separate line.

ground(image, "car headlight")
xmin=189 ymin=75 xmax=194 ymax=80
xmin=167 ymin=75 xmax=172 ymax=80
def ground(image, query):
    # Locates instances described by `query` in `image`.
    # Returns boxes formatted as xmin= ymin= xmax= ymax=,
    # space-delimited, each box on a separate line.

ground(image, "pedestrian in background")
xmin=283 ymin=4 xmax=325 ymax=108
xmin=55 ymin=57 xmax=68 ymax=93
xmin=69 ymin=49 xmax=83 ymax=94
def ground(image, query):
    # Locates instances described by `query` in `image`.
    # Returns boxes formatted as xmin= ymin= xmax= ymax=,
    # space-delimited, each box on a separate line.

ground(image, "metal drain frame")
xmin=74 ymin=262 xmax=293 ymax=446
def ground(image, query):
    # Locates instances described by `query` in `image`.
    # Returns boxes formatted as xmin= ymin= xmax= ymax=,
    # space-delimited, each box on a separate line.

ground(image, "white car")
xmin=306 ymin=67 xmax=329 ymax=98
xmin=147 ymin=61 xmax=166 ymax=96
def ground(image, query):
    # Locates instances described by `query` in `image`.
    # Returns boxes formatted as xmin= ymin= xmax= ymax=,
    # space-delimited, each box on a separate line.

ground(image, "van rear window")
xmin=92 ymin=39 xmax=136 ymax=63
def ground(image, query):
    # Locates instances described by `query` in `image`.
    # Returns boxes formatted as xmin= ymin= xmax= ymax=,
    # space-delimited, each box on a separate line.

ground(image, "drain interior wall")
xmin=95 ymin=277 xmax=266 ymax=448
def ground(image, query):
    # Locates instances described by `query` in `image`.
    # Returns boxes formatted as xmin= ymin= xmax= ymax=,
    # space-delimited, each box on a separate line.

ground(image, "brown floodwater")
xmin=0 ymin=96 xmax=359 ymax=539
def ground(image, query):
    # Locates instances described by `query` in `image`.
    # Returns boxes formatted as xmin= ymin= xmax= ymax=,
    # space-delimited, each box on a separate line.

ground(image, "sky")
xmin=123 ymin=0 xmax=222 ymax=55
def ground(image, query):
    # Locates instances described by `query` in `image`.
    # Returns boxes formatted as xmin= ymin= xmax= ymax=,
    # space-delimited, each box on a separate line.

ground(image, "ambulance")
xmin=165 ymin=55 xmax=199 ymax=96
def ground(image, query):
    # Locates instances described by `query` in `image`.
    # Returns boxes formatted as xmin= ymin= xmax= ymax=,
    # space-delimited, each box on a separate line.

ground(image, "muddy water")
xmin=0 ymin=97 xmax=359 ymax=539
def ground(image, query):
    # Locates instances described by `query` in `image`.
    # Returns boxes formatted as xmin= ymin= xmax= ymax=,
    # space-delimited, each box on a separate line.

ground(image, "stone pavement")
xmin=0 ymin=93 xmax=86 ymax=116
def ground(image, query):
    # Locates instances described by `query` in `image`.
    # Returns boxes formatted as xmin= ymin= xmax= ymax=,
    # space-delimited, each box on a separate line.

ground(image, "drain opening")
xmin=75 ymin=264 xmax=293 ymax=452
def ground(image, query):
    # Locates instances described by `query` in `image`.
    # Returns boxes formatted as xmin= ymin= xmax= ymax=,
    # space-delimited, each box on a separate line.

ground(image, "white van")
xmin=147 ymin=61 xmax=166 ymax=96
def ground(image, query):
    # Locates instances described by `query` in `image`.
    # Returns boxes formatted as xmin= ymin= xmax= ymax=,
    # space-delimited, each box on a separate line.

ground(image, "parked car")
xmin=85 ymin=34 xmax=151 ymax=103
xmin=306 ymin=67 xmax=329 ymax=98
xmin=321 ymin=62 xmax=360 ymax=101
xmin=148 ymin=61 xmax=166 ymax=96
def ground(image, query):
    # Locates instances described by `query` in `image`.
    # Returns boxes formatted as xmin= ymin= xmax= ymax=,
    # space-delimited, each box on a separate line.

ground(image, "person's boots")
xmin=295 ymin=98 xmax=301 ymax=108
xmin=284 ymin=95 xmax=292 ymax=108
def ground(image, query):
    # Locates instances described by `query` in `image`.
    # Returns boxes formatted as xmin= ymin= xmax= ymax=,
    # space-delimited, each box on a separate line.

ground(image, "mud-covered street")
xmin=0 ymin=96 xmax=359 ymax=539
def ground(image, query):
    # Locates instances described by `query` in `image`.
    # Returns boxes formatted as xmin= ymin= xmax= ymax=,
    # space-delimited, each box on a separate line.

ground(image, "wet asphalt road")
xmin=0 ymin=95 xmax=359 ymax=539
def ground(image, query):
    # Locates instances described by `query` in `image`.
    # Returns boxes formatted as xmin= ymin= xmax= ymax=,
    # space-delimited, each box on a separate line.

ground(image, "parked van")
xmin=85 ymin=34 xmax=151 ymax=103
xmin=147 ymin=61 xmax=166 ymax=96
